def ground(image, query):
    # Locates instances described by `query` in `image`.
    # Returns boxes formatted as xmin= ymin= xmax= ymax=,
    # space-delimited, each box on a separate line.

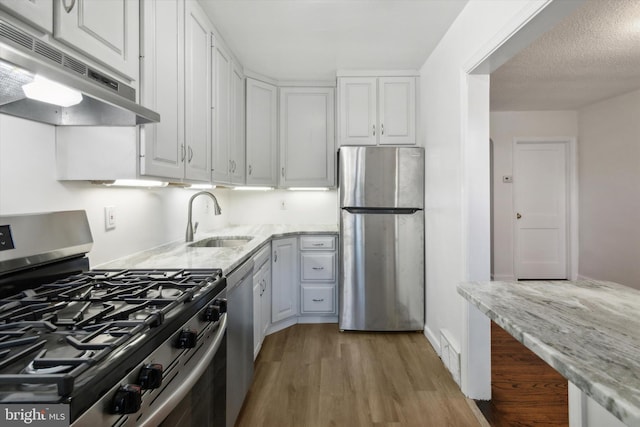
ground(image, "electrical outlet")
xmin=105 ymin=206 xmax=116 ymax=230
xmin=280 ymin=200 xmax=286 ymax=210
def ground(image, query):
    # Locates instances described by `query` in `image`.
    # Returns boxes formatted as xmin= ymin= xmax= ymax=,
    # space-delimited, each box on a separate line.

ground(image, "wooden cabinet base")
xmin=489 ymin=321 xmax=568 ymax=426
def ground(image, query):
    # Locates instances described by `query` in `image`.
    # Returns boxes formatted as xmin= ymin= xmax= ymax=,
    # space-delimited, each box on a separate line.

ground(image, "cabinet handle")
xmin=312 ymin=298 xmax=325 ymax=302
xmin=62 ymin=0 xmax=76 ymax=13
xmin=181 ymin=144 xmax=186 ymax=162
xmin=281 ymin=167 xmax=285 ymax=178
xmin=372 ymin=124 xmax=375 ymax=136
xmin=188 ymin=146 xmax=193 ymax=163
xmin=229 ymin=160 xmax=233 ymax=173
xmin=248 ymin=165 xmax=252 ymax=175
xmin=381 ymin=123 xmax=384 ymax=135
xmin=233 ymin=160 xmax=237 ymax=173
xmin=274 ymin=251 xmax=277 ymax=262
xmin=312 ymin=243 xmax=324 ymax=247
xmin=312 ymin=266 xmax=324 ymax=270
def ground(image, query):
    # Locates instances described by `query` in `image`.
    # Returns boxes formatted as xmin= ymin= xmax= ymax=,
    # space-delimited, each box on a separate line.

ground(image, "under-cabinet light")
xmin=93 ymin=179 xmax=168 ymax=188
xmin=187 ymin=183 xmax=216 ymax=190
xmin=287 ymin=187 xmax=330 ymax=191
xmin=232 ymin=186 xmax=274 ymax=191
xmin=22 ymin=75 xmax=83 ymax=107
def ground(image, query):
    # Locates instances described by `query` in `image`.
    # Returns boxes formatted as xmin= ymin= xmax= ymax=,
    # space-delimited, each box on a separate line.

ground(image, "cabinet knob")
xmin=516 ymin=212 xmax=522 ymax=219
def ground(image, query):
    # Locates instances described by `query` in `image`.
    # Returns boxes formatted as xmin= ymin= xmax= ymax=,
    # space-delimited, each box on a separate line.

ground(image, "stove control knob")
xmin=203 ymin=304 xmax=221 ymax=322
xmin=111 ymin=384 xmax=141 ymax=414
xmin=138 ymin=363 xmax=163 ymax=389
xmin=212 ymin=298 xmax=227 ymax=313
xmin=176 ymin=328 xmax=197 ymax=348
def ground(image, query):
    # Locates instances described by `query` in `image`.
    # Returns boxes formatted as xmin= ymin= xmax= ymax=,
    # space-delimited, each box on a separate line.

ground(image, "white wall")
xmin=490 ymin=111 xmax=578 ymax=280
xmin=578 ymin=89 xmax=640 ymax=289
xmin=420 ymin=0 xmax=552 ymax=398
xmin=0 ymin=115 xmax=231 ymax=266
xmin=226 ymin=189 xmax=338 ymax=225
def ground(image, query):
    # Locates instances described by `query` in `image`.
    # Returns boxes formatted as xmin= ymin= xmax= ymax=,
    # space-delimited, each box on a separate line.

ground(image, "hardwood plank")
xmin=490 ymin=321 xmax=568 ymax=426
xmin=236 ymin=324 xmax=485 ymax=427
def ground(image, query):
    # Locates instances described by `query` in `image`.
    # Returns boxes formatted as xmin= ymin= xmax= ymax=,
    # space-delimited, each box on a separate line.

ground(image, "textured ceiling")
xmin=491 ymin=0 xmax=640 ymax=111
xmin=198 ymin=0 xmax=468 ymax=81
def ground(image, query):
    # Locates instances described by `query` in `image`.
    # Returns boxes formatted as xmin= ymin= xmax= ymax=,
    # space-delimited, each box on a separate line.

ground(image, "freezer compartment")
xmin=339 ymin=146 xmax=424 ymax=209
xmin=339 ymin=209 xmax=424 ymax=331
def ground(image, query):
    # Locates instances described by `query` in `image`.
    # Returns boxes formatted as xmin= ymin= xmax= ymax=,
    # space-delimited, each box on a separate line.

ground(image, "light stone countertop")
xmin=457 ymin=279 xmax=640 ymax=427
xmin=95 ymin=224 xmax=338 ymax=274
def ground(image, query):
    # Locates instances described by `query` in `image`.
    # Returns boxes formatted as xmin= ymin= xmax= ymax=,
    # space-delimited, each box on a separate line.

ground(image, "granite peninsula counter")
xmin=96 ymin=224 xmax=338 ymax=273
xmin=458 ymin=279 xmax=640 ymax=427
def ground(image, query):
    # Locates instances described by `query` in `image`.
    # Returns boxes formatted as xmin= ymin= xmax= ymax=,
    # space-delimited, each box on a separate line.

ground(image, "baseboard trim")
xmin=424 ymin=324 xmax=441 ymax=355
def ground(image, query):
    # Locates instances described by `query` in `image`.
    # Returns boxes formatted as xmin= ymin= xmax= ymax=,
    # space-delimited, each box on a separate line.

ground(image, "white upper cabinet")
xmin=338 ymin=76 xmax=416 ymax=146
xmin=0 ymin=0 xmax=53 ymax=33
xmin=245 ymin=78 xmax=277 ymax=187
xmin=183 ymin=0 xmax=211 ymax=181
xmin=140 ymin=0 xmax=211 ymax=182
xmin=279 ymin=87 xmax=335 ymax=188
xmin=212 ymin=41 xmax=245 ymax=185
xmin=54 ymin=0 xmax=139 ymax=81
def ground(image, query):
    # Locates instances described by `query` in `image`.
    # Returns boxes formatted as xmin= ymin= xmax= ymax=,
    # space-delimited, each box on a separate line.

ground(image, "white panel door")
xmin=378 ymin=77 xmax=416 ymax=145
xmin=140 ymin=0 xmax=183 ymax=180
xmin=184 ymin=0 xmax=211 ymax=181
xmin=514 ymin=140 xmax=568 ymax=279
xmin=280 ymin=87 xmax=335 ymax=187
xmin=212 ymin=43 xmax=231 ymax=183
xmin=246 ymin=78 xmax=277 ymax=186
xmin=271 ymin=237 xmax=298 ymax=323
xmin=0 ymin=0 xmax=53 ymax=33
xmin=54 ymin=0 xmax=139 ymax=81
xmin=338 ymin=77 xmax=377 ymax=146
xmin=229 ymin=62 xmax=245 ymax=185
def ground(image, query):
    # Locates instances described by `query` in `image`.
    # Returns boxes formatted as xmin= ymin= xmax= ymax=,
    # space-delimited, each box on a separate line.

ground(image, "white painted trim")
xmin=297 ymin=316 xmax=338 ymax=324
xmin=424 ymin=325 xmax=441 ymax=354
xmin=243 ymin=69 xmax=278 ymax=86
xmin=336 ymin=69 xmax=419 ymax=77
xmin=278 ymin=80 xmax=336 ymax=88
xmin=265 ymin=317 xmax=297 ymax=335
xmin=511 ymin=137 xmax=578 ymax=280
xmin=491 ymin=274 xmax=516 ymax=281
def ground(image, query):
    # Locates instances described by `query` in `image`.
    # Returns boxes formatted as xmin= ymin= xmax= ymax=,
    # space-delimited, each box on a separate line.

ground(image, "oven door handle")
xmin=139 ymin=314 xmax=227 ymax=427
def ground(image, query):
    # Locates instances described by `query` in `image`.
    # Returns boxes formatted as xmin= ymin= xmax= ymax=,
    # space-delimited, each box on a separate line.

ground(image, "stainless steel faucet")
xmin=185 ymin=191 xmax=222 ymax=242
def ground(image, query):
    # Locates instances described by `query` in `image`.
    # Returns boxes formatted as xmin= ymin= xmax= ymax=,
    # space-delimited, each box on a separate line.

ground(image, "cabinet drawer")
xmin=301 ymin=286 xmax=334 ymax=313
xmin=300 ymin=236 xmax=335 ymax=250
xmin=301 ymin=253 xmax=335 ymax=281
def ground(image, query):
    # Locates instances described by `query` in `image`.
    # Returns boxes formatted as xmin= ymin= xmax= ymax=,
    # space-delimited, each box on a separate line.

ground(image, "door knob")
xmin=516 ymin=213 xmax=522 ymax=219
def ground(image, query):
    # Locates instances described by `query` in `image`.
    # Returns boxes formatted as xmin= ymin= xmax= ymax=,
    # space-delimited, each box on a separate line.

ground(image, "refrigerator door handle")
xmin=343 ymin=207 xmax=420 ymax=215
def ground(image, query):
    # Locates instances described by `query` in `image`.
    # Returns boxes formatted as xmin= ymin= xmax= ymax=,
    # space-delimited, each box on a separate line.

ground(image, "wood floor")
xmin=235 ymin=324 xmax=487 ymax=427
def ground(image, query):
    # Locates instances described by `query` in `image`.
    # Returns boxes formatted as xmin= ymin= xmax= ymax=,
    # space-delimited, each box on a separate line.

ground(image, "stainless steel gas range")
xmin=0 ymin=211 xmax=227 ymax=426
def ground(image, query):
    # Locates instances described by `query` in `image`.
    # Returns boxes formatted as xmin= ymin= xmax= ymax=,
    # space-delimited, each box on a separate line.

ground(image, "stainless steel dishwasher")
xmin=225 ymin=260 xmax=254 ymax=427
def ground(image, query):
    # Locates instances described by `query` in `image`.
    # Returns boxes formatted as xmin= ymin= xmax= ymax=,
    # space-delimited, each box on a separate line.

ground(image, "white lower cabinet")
xmin=271 ymin=237 xmax=298 ymax=323
xmin=299 ymin=235 xmax=337 ymax=316
xmin=252 ymin=245 xmax=271 ymax=359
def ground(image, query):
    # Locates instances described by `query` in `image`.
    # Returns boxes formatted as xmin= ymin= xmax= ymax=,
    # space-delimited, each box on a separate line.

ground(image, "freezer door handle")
xmin=343 ymin=207 xmax=420 ymax=215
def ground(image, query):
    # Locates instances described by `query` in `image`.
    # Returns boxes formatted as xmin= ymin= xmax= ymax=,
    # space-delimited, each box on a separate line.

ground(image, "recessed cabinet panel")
xmin=212 ymin=44 xmax=231 ymax=182
xmin=246 ymin=78 xmax=277 ymax=186
xmin=379 ymin=77 xmax=416 ymax=145
xmin=301 ymin=253 xmax=335 ymax=281
xmin=338 ymin=77 xmax=376 ymax=146
xmin=271 ymin=237 xmax=298 ymax=323
xmin=301 ymin=286 xmax=335 ymax=313
xmin=279 ymin=87 xmax=335 ymax=187
xmin=0 ymin=0 xmax=53 ymax=33
xmin=54 ymin=0 xmax=139 ymax=81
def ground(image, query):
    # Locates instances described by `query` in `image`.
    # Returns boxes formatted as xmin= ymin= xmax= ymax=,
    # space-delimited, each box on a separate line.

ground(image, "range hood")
xmin=0 ymin=18 xmax=159 ymax=126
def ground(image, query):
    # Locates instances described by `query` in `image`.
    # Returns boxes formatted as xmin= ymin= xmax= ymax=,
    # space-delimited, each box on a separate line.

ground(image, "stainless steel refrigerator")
xmin=339 ymin=146 xmax=425 ymax=331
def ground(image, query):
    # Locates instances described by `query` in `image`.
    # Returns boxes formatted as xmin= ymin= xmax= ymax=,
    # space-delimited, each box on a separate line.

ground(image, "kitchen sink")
xmin=188 ymin=236 xmax=253 ymax=248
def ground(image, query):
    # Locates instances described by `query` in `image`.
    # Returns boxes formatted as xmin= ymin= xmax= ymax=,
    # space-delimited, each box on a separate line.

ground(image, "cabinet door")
xmin=229 ymin=62 xmax=245 ymax=185
xmin=212 ymin=43 xmax=231 ymax=183
xmin=0 ymin=0 xmax=52 ymax=33
xmin=140 ymin=0 xmax=184 ymax=180
xmin=246 ymin=78 xmax=277 ymax=186
xmin=261 ymin=262 xmax=271 ymax=337
xmin=253 ymin=269 xmax=262 ymax=359
xmin=54 ymin=0 xmax=139 ymax=81
xmin=378 ymin=77 xmax=416 ymax=145
xmin=184 ymin=0 xmax=211 ymax=181
xmin=279 ymin=87 xmax=335 ymax=187
xmin=338 ymin=77 xmax=377 ymax=146
xmin=271 ymin=237 xmax=298 ymax=323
